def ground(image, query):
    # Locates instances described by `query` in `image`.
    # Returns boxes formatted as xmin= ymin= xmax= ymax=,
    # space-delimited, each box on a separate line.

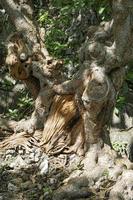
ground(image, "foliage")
xmin=6 ymin=109 xmax=19 ymax=120
xmin=115 ymin=67 xmax=133 ymax=112
xmin=126 ymin=69 xmax=133 ymax=86
xmin=112 ymin=142 xmax=128 ymax=156
xmin=43 ymin=186 xmax=53 ymax=199
xmin=6 ymin=92 xmax=33 ymax=121
xmin=116 ymin=96 xmax=126 ymax=112
xmin=102 ymin=169 xmax=109 ymax=177
xmin=1 ymin=79 xmax=14 ymax=90
xmin=0 ymin=74 xmax=33 ymax=120
xmin=37 ymin=0 xmax=111 ymax=59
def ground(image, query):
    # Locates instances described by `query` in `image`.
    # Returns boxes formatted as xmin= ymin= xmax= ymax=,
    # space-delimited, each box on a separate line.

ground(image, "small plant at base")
xmin=6 ymin=93 xmax=33 ymax=121
xmin=112 ymin=142 xmax=128 ymax=156
xmin=102 ymin=169 xmax=109 ymax=178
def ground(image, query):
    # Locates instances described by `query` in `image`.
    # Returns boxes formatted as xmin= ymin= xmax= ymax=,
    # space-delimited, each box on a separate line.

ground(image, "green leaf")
xmin=99 ymin=7 xmax=105 ymax=15
xmin=126 ymin=71 xmax=133 ymax=82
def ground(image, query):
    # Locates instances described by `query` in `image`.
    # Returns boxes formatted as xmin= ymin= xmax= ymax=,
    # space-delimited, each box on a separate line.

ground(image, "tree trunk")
xmin=0 ymin=0 xmax=133 ymax=156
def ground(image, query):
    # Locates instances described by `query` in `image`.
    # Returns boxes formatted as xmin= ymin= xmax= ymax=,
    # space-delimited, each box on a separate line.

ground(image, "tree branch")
xmin=0 ymin=0 xmax=49 ymax=58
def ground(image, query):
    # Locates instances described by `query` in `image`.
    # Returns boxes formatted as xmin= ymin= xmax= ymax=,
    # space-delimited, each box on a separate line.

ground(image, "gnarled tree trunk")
xmin=0 ymin=0 xmax=133 ymax=157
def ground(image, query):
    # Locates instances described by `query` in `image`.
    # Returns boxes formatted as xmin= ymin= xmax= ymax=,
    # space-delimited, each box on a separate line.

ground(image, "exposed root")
xmin=0 ymin=131 xmax=40 ymax=152
xmin=41 ymin=95 xmax=85 ymax=155
xmin=0 ymin=95 xmax=84 ymax=156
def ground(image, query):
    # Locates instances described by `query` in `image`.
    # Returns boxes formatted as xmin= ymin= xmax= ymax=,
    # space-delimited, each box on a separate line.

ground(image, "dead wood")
xmin=41 ymin=95 xmax=84 ymax=155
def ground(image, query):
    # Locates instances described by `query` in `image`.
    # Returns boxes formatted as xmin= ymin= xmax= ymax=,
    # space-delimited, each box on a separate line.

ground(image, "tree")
xmin=0 ymin=0 xmax=133 ymax=160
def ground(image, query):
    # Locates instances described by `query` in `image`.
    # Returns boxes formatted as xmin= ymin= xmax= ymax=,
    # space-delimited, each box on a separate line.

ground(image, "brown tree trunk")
xmin=0 ymin=0 xmax=133 ymax=156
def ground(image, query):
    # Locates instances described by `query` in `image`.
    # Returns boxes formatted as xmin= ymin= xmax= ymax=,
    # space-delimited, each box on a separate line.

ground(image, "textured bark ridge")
xmin=0 ymin=0 xmax=133 ymax=157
